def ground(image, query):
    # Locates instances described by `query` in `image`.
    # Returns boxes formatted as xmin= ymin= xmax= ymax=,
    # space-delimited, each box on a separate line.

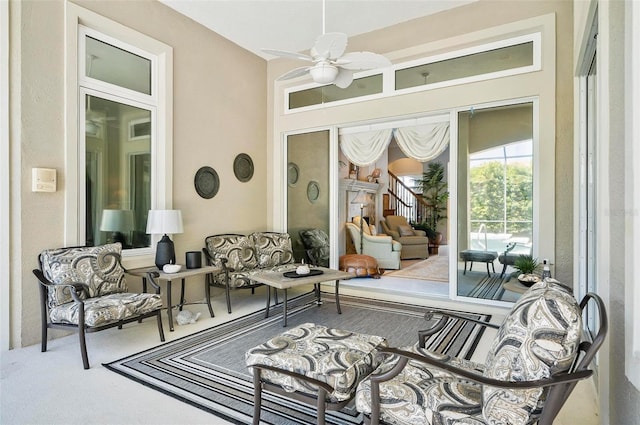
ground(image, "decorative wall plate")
xmin=287 ymin=162 xmax=299 ymax=187
xmin=233 ymin=153 xmax=254 ymax=182
xmin=194 ymin=166 xmax=220 ymax=199
xmin=307 ymin=180 xmax=320 ymax=203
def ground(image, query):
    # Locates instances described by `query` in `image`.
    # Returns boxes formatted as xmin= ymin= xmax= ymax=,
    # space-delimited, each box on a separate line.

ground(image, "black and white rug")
xmin=105 ymin=293 xmax=490 ymax=424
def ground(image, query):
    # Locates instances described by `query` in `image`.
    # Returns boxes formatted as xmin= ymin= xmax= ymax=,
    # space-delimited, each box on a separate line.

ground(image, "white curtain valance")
xmin=339 ymin=121 xmax=450 ymax=165
xmin=339 ymin=128 xmax=394 ymax=166
xmin=393 ymin=122 xmax=450 ymax=162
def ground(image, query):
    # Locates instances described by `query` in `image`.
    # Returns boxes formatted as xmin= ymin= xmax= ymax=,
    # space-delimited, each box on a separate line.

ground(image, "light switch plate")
xmin=32 ymin=168 xmax=57 ymax=192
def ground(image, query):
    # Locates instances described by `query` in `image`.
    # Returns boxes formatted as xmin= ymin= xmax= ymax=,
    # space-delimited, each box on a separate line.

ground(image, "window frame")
xmin=65 ymin=3 xmax=173 ymax=267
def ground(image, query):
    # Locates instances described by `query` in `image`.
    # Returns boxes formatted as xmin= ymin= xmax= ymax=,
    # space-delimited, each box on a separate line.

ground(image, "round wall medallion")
xmin=287 ymin=162 xmax=299 ymax=187
xmin=306 ymin=180 xmax=320 ymax=203
xmin=194 ymin=166 xmax=220 ymax=199
xmin=233 ymin=153 xmax=254 ymax=182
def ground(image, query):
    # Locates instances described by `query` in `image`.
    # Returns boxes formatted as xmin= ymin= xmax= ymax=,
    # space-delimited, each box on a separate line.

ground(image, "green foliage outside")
xmin=470 ymin=160 xmax=533 ymax=235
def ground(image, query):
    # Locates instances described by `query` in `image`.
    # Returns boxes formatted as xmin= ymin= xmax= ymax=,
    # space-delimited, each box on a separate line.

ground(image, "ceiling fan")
xmin=262 ymin=0 xmax=391 ymax=88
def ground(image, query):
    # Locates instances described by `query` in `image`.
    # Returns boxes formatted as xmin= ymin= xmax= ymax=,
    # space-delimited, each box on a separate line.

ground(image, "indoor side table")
xmin=129 ymin=265 xmax=220 ymax=331
xmin=250 ymin=266 xmax=353 ymax=327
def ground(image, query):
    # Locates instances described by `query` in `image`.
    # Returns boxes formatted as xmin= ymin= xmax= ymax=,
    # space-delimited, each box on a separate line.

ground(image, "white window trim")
xmin=65 ymin=3 xmax=173 ymax=268
xmin=283 ymin=32 xmax=541 ymax=114
xmin=625 ymin=0 xmax=640 ymax=390
xmin=0 ymin=0 xmax=10 ymax=351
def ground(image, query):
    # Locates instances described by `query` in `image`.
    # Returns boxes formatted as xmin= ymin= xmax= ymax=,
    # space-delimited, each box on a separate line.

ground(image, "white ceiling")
xmin=159 ymin=0 xmax=476 ymax=60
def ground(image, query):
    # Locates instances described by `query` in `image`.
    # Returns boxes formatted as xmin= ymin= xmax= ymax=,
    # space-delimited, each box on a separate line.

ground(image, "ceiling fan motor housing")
xmin=310 ymin=62 xmax=339 ymax=84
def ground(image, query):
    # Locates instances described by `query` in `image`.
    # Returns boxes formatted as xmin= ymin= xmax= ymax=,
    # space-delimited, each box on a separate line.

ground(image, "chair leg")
xmin=79 ymin=326 xmax=89 ymax=370
xmin=316 ymin=388 xmax=327 ymax=425
xmin=500 ymin=263 xmax=507 ymax=277
xmin=156 ymin=310 xmax=165 ymax=342
xmin=225 ymin=284 xmax=232 ymax=314
xmin=252 ymin=369 xmax=262 ymax=425
xmin=41 ymin=323 xmax=48 ymax=353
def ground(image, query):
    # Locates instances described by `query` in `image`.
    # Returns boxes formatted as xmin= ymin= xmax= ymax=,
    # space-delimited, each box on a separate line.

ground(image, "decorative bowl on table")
xmin=296 ymin=264 xmax=311 ymax=275
xmin=163 ymin=264 xmax=182 ymax=274
xmin=517 ymin=273 xmax=540 ymax=287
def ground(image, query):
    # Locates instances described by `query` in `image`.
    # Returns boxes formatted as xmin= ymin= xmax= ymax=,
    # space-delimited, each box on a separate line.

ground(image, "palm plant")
xmin=416 ymin=161 xmax=449 ymax=239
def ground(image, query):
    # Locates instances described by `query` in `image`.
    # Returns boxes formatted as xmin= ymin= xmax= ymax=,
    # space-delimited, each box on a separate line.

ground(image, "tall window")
xmin=468 ymin=140 xmax=533 ymax=254
xmin=67 ymin=4 xmax=172 ymax=262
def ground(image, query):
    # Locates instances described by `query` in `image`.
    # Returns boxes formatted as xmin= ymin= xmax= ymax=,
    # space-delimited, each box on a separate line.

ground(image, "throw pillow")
xmin=397 ymin=225 xmax=415 ymax=237
xmin=369 ymin=225 xmax=377 ymax=235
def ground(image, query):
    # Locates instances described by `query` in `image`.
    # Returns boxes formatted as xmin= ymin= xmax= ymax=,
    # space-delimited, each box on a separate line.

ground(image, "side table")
xmin=128 ymin=265 xmax=220 ymax=331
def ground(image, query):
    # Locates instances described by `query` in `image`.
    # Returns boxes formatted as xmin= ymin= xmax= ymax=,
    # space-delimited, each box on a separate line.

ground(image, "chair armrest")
xmin=363 ymin=234 xmax=393 ymax=244
xmin=372 ymin=346 xmax=593 ymax=390
xmin=413 ymin=229 xmax=427 ymax=237
xmin=32 ymin=269 xmax=89 ymax=303
xmin=419 ymin=309 xmax=498 ymax=346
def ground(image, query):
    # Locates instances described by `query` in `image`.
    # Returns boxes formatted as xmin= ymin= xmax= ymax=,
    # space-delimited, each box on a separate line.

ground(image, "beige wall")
xmin=9 ymin=0 xmax=267 ymax=348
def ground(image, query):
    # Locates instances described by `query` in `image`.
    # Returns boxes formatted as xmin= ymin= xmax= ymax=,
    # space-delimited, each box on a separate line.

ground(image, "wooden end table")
xmin=128 ymin=265 xmax=221 ymax=331
xmin=249 ymin=266 xmax=353 ymax=327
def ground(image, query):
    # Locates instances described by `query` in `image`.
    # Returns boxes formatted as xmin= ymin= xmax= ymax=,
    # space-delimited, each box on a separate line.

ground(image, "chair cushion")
xmin=40 ymin=243 xmax=127 ymax=308
xmin=397 ymin=225 xmax=415 ymax=237
xmin=299 ymin=229 xmax=330 ymax=267
xmin=246 ymin=323 xmax=388 ymax=403
xmin=205 ymin=234 xmax=259 ymax=271
xmin=355 ymin=343 xmax=486 ymax=425
xmin=249 ymin=232 xmax=294 ymax=268
xmin=482 ymin=279 xmax=582 ymax=425
xmin=353 ymin=216 xmax=371 ymax=235
xmin=49 ymin=292 xmax=162 ymax=327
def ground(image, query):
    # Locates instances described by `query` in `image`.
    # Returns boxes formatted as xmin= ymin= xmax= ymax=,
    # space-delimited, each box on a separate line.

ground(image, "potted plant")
xmin=513 ymin=254 xmax=540 ymax=286
xmin=416 ymin=161 xmax=449 ymax=252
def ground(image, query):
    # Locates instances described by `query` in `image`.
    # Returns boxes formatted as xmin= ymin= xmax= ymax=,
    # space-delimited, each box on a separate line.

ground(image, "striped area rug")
xmin=105 ymin=293 xmax=490 ymax=425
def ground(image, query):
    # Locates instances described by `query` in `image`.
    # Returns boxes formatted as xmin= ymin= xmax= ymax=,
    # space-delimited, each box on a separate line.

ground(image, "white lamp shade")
xmin=100 ymin=209 xmax=134 ymax=232
xmin=146 ymin=209 xmax=183 ymax=235
xmin=350 ymin=190 xmax=369 ymax=205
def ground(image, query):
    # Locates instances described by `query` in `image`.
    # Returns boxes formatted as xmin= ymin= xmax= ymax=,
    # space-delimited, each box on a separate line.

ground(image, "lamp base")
xmin=155 ymin=234 xmax=176 ymax=269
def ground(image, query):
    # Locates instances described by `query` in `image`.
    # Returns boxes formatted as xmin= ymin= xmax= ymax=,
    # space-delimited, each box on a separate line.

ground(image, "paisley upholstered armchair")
xmin=355 ymin=279 xmax=608 ymax=425
xmin=33 ymin=243 xmax=165 ymax=369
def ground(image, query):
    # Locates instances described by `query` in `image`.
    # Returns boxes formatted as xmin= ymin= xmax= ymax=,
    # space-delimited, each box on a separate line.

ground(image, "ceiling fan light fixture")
xmin=310 ymin=63 xmax=338 ymax=84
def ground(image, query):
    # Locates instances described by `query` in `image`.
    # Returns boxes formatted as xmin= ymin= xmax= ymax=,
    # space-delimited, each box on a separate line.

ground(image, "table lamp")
xmin=350 ymin=190 xmax=370 ymax=253
xmin=100 ymin=209 xmax=134 ymax=247
xmin=146 ymin=209 xmax=183 ymax=269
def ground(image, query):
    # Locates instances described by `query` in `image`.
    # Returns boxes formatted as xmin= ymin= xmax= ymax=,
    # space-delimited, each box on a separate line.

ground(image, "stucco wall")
xmin=9 ymin=0 xmax=267 ymax=348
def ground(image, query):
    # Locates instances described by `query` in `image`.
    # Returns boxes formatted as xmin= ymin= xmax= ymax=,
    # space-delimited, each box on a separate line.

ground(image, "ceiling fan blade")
xmin=337 ymin=51 xmax=391 ymax=70
xmin=277 ymin=66 xmax=312 ymax=81
xmin=261 ymin=48 xmax=313 ymax=62
xmin=311 ymin=32 xmax=347 ymax=60
xmin=334 ymin=68 xmax=354 ymax=89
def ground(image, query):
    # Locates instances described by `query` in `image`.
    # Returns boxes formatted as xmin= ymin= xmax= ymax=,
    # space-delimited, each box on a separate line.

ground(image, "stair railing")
xmin=387 ymin=171 xmax=431 ymax=224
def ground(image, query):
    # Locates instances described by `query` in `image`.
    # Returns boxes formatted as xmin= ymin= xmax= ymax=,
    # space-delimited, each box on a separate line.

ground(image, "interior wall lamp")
xmin=146 ymin=209 xmax=183 ymax=269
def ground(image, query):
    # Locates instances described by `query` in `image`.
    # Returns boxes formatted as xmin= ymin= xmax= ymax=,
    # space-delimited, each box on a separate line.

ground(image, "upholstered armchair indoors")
xmin=33 ymin=243 xmax=165 ymax=369
xmin=380 ymin=215 xmax=430 ymax=260
xmin=346 ymin=218 xmax=401 ymax=270
xmin=355 ymin=279 xmax=608 ymax=425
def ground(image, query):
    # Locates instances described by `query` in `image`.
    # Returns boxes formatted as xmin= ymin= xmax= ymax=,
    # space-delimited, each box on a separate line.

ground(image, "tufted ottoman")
xmin=245 ymin=322 xmax=388 ymax=425
xmin=459 ymin=249 xmax=498 ymax=277
xmin=339 ymin=254 xmax=383 ymax=279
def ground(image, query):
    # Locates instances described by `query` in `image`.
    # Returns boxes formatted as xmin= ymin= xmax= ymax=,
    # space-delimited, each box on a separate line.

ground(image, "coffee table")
xmin=249 ymin=266 xmax=353 ymax=327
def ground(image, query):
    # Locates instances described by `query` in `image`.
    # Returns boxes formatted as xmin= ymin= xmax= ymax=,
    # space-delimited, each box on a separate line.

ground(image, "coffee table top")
xmin=250 ymin=266 xmax=353 ymax=290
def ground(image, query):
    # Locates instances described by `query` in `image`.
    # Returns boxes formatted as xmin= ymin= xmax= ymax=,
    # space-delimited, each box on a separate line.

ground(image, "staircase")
xmin=386 ymin=170 xmax=430 ymax=224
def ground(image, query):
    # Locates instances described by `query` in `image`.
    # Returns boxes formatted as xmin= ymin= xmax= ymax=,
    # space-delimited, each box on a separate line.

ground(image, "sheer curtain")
xmin=339 ymin=122 xmax=450 ymax=165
